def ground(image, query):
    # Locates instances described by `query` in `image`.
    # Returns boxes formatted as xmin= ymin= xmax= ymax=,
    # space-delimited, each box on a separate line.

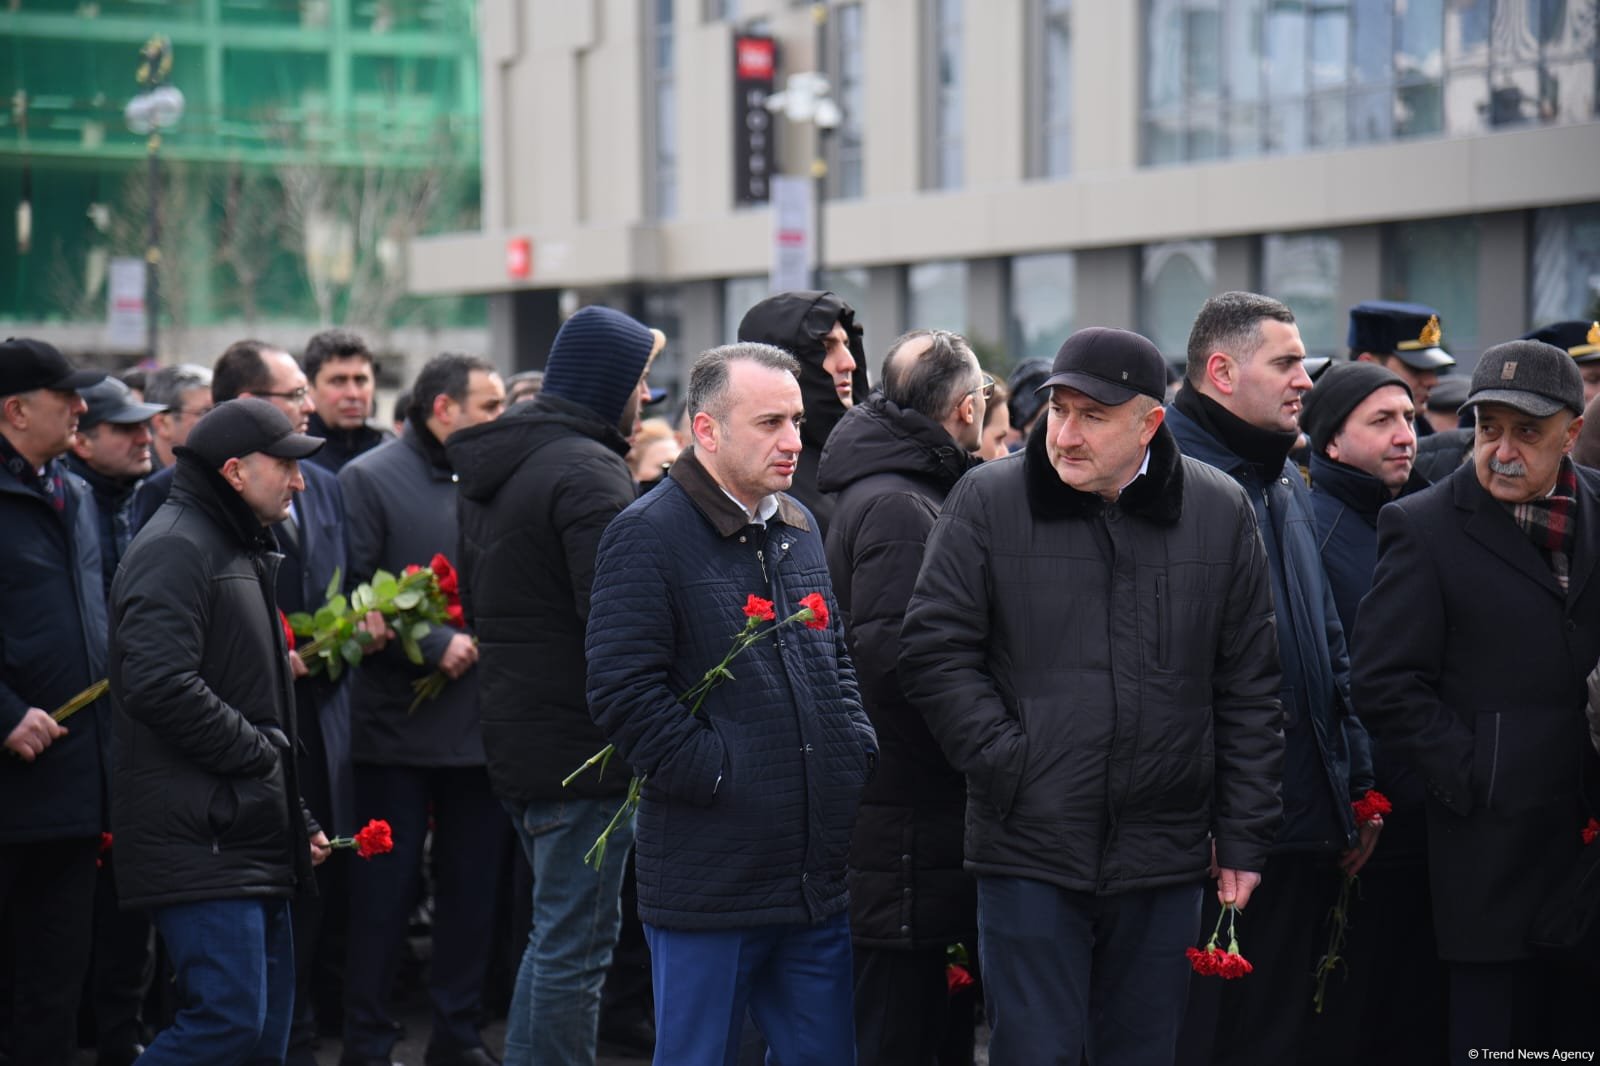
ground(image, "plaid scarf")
xmin=0 ymin=431 xmax=66 ymax=512
xmin=1508 ymin=457 xmax=1579 ymax=591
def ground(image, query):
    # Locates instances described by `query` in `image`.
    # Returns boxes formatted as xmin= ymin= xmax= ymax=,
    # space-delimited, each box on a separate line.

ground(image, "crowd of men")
xmin=1 ymin=290 xmax=1598 ymax=1066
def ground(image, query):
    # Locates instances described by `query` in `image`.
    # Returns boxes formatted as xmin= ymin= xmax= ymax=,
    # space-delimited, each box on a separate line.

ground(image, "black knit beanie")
xmin=1300 ymin=361 xmax=1413 ymax=456
xmin=541 ymin=306 xmax=664 ymax=428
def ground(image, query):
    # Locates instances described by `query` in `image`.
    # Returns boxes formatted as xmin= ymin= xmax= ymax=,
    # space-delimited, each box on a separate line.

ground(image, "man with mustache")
xmin=1353 ymin=339 xmax=1600 ymax=1058
xmin=1165 ymin=292 xmax=1376 ymax=1065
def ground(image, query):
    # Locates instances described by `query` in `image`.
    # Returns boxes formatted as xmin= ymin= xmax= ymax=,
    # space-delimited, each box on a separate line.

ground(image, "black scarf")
xmin=0 ymin=432 xmax=66 ymax=512
xmin=1173 ymin=385 xmax=1300 ymax=481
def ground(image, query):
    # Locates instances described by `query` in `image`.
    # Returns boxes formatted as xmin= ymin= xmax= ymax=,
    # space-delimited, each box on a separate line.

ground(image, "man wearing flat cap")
xmin=0 ymin=338 xmax=111 ymax=1066
xmin=903 ymin=327 xmax=1285 ymax=1064
xmin=1348 ymin=300 xmax=1456 ymax=434
xmin=109 ymin=397 xmax=332 ymax=1064
xmin=1353 ymin=340 xmax=1600 ymax=1057
xmin=68 ymin=376 xmax=166 ymax=599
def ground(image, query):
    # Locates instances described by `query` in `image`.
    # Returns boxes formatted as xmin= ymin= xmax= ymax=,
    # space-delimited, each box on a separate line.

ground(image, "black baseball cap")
xmin=1037 ymin=327 xmax=1167 ymax=406
xmin=0 ymin=338 xmax=107 ymax=397
xmin=1461 ymin=340 xmax=1585 ymax=419
xmin=179 ymin=398 xmax=325 ymax=468
xmin=79 ymin=376 xmax=167 ymax=429
xmin=1007 ymin=358 xmax=1053 ymax=431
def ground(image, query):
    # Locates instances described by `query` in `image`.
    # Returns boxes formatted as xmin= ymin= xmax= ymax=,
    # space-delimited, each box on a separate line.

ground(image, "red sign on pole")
xmin=506 ymin=237 xmax=532 ymax=280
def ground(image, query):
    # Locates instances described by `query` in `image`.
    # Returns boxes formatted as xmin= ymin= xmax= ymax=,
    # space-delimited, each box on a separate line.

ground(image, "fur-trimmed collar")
xmin=1023 ymin=416 xmax=1185 ymax=525
xmin=669 ymin=445 xmax=813 ymax=538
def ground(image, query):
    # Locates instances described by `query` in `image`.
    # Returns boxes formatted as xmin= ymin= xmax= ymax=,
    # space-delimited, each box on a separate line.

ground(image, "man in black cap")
xmin=736 ymin=290 xmax=871 ymax=533
xmin=1002 ymin=357 xmax=1052 ymax=450
xmin=1348 ymin=300 xmax=1456 ymax=434
xmin=1354 ymin=339 xmax=1600 ymax=1058
xmin=1166 ymin=293 xmax=1375 ymax=1066
xmin=109 ymin=397 xmax=331 ymax=1065
xmin=1299 ymin=364 xmax=1444 ymax=1060
xmin=68 ymin=376 xmax=167 ymax=598
xmin=0 ymin=338 xmax=110 ymax=1066
xmin=1525 ymin=320 xmax=1600 ymax=406
xmin=903 ymin=327 xmax=1284 ymax=1065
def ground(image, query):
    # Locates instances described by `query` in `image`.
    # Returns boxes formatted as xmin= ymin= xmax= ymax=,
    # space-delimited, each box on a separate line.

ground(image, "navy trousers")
xmin=644 ymin=909 xmax=856 ymax=1066
xmin=978 ymin=875 xmax=1201 ymax=1066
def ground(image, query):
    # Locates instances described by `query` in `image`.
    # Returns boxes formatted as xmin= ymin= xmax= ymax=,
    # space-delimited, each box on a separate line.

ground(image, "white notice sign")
xmin=769 ymin=175 xmax=813 ymax=294
xmin=107 ymin=257 xmax=146 ymax=351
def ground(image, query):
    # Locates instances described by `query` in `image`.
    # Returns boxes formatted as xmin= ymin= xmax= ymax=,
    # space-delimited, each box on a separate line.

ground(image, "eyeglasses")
xmin=172 ymin=405 xmax=213 ymax=419
xmin=255 ymin=388 xmax=310 ymax=403
xmin=967 ymin=373 xmax=996 ymax=402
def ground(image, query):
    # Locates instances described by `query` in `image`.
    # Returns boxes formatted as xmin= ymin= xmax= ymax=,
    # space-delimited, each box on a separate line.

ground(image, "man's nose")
xmin=1396 ymin=421 xmax=1416 ymax=449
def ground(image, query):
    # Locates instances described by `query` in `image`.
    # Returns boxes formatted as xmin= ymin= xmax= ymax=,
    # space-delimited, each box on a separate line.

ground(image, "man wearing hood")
xmin=448 ymin=306 xmax=660 ymax=1066
xmin=338 ymin=354 xmax=507 ymax=1066
xmin=737 ymin=290 xmax=871 ymax=534
xmin=814 ymin=328 xmax=983 ymax=1064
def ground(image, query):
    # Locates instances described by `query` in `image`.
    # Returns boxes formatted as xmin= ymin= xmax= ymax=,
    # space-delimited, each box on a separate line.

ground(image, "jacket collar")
xmin=1309 ymin=454 xmax=1426 ymax=519
xmin=1023 ymin=414 xmax=1185 ymax=525
xmin=669 ymin=445 xmax=812 ymax=538
xmin=170 ymin=453 xmax=280 ymax=555
xmin=1450 ymin=458 xmax=1600 ymax=600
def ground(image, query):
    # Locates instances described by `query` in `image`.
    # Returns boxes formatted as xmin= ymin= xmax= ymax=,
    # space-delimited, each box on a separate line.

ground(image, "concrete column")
xmin=865 ymin=265 xmax=907 ymax=339
xmin=1075 ymin=247 xmax=1138 ymax=333
xmin=1475 ymin=209 xmax=1528 ymax=369
xmin=966 ymin=257 xmax=1008 ymax=353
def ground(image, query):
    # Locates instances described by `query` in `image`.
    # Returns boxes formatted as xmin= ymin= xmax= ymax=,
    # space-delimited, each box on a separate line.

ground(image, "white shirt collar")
xmin=1119 ymin=448 xmax=1152 ymax=495
xmin=718 ymin=485 xmax=780 ymax=526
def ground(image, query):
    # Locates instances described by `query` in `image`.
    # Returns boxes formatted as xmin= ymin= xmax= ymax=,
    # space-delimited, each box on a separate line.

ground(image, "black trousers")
xmin=0 ymin=836 xmax=99 ymax=1066
xmin=853 ymin=944 xmax=955 ymax=1066
xmin=1448 ymin=959 xmax=1599 ymax=1063
xmin=84 ymin=849 xmax=155 ymax=1056
xmin=341 ymin=764 xmax=508 ymax=1058
xmin=1178 ymin=852 xmax=1342 ymax=1066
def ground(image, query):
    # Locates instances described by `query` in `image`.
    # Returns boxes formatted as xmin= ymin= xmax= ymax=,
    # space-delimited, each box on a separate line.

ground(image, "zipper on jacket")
xmin=756 ymin=547 xmax=768 ymax=583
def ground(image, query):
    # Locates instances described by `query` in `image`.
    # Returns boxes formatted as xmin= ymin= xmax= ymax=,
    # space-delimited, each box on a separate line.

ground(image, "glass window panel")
xmin=1347 ymin=86 xmax=1394 ymax=141
xmin=1224 ymin=0 xmax=1266 ymax=102
xmin=1395 ymin=80 xmax=1444 ymax=135
xmin=1262 ymin=232 xmax=1342 ymax=353
xmin=1010 ymin=252 xmax=1077 ymax=362
xmin=831 ymin=2 xmax=865 ymax=199
xmin=1147 ymin=0 xmax=1187 ymax=110
xmin=1144 ymin=115 xmax=1188 ymax=164
xmin=1490 ymin=0 xmax=1541 ymax=65
xmin=1350 ymin=0 xmax=1393 ymax=86
xmin=1265 ymin=1 xmax=1309 ymax=98
xmin=821 ymin=267 xmax=871 ymax=323
xmin=933 ymin=0 xmax=964 ymax=189
xmin=1266 ymin=97 xmax=1309 ymax=152
xmin=1545 ymin=0 xmax=1595 ymax=55
xmin=1042 ymin=0 xmax=1073 ymax=177
xmin=1444 ymin=69 xmax=1492 ymax=132
xmin=1446 ymin=0 xmax=1492 ymax=62
xmin=1530 ymin=204 xmax=1600 ymax=324
xmin=1310 ymin=91 xmax=1348 ymax=145
xmin=1540 ymin=57 xmax=1597 ymax=123
xmin=723 ymin=276 xmax=768 ymax=343
xmin=1485 ymin=65 xmax=1540 ymax=125
xmin=1309 ymin=1 xmax=1350 ymax=89
xmin=1188 ymin=105 xmax=1225 ymax=159
xmin=1396 ymin=0 xmax=1444 ymax=80
xmin=1185 ymin=7 xmax=1224 ymax=99
xmin=1226 ymin=102 xmax=1266 ymax=156
xmin=908 ymin=260 xmax=969 ymax=334
xmin=1141 ymin=241 xmax=1217 ymax=359
xmin=1385 ymin=217 xmax=1480 ymax=347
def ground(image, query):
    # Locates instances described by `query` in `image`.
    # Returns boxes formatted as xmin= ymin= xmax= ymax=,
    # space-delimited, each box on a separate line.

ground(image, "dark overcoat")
xmin=1352 ymin=460 xmax=1600 ymax=961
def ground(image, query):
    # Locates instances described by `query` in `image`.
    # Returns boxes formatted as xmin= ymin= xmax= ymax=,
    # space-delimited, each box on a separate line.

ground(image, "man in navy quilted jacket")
xmin=585 ymin=342 xmax=877 ymax=1066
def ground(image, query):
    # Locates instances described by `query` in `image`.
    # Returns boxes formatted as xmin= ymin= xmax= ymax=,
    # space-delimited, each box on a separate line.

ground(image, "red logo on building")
xmin=506 ymin=237 xmax=532 ymax=279
xmin=736 ymin=37 xmax=775 ymax=80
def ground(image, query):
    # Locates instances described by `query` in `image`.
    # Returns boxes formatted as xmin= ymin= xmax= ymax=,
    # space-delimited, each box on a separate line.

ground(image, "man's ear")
xmin=220 ymin=456 xmax=246 ymax=490
xmin=691 ymin=411 xmax=719 ymax=452
xmin=1205 ymin=351 xmax=1236 ymax=395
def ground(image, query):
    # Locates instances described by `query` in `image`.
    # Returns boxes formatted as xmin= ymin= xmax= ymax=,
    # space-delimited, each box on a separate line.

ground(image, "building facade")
xmin=1 ymin=0 xmax=485 ymax=373
xmin=410 ymin=0 xmax=1600 ymax=398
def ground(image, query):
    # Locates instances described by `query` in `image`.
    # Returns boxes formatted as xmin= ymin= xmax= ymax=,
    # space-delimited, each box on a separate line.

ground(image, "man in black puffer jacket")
xmin=448 ymin=304 xmax=662 ymax=1066
xmin=109 ymin=398 xmax=328 ymax=1064
xmin=902 ymin=328 xmax=1285 ymax=1066
xmin=737 ymin=290 xmax=871 ymax=535
xmin=815 ymin=328 xmax=982 ymax=1065
xmin=586 ymin=342 xmax=875 ymax=1066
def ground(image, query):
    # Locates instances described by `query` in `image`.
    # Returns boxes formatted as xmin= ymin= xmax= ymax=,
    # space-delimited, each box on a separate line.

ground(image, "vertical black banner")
xmin=733 ymin=34 xmax=777 ymax=206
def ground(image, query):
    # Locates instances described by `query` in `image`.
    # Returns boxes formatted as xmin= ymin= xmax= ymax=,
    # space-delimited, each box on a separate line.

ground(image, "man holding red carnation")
xmin=586 ymin=342 xmax=877 ymax=1066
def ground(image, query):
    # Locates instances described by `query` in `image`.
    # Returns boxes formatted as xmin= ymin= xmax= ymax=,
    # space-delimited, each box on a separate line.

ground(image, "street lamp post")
xmin=765 ymin=4 xmax=841 ymax=290
xmin=124 ymin=37 xmax=185 ymax=363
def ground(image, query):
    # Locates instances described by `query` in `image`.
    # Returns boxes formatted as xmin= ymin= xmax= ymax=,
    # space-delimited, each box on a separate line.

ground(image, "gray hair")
xmin=1185 ymin=291 xmax=1296 ymax=384
xmin=144 ymin=363 xmax=213 ymax=408
xmin=687 ymin=343 xmax=800 ymax=423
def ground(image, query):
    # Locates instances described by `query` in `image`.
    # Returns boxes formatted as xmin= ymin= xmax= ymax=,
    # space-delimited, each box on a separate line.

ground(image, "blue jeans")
xmin=978 ymin=876 xmax=1201 ymax=1066
xmin=643 ymin=909 xmax=856 ymax=1066
xmin=140 ymin=897 xmax=295 ymax=1066
xmin=503 ymin=796 xmax=635 ymax=1066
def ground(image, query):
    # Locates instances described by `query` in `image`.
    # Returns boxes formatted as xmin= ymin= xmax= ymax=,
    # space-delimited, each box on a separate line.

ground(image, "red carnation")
xmin=1352 ymin=789 xmax=1392 ymax=825
xmin=1217 ymin=950 xmax=1254 ymax=979
xmin=1186 ymin=946 xmax=1221 ymax=976
xmin=403 ymin=564 xmax=422 ymax=577
xmin=1583 ymin=817 xmax=1599 ymax=845
xmin=798 ymin=593 xmax=829 ymax=631
xmin=96 ymin=831 xmax=113 ymax=868
xmin=430 ymin=553 xmax=460 ymax=598
xmin=946 ymin=963 xmax=974 ymax=995
xmin=278 ymin=609 xmax=297 ymax=652
xmin=744 ymin=595 xmax=776 ymax=622
xmin=352 ymin=819 xmax=394 ymax=859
